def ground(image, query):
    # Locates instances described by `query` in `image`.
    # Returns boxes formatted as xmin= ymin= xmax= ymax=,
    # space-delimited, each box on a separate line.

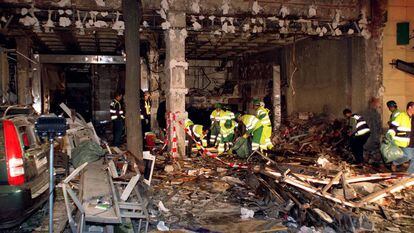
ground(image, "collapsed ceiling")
xmin=0 ymin=0 xmax=369 ymax=60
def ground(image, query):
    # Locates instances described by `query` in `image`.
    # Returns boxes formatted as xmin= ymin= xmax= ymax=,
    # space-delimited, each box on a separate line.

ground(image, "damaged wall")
xmin=185 ymin=60 xmax=229 ymax=108
xmin=233 ymin=49 xmax=281 ymax=114
xmin=382 ymin=0 xmax=414 ymax=127
xmin=283 ymin=37 xmax=377 ymax=118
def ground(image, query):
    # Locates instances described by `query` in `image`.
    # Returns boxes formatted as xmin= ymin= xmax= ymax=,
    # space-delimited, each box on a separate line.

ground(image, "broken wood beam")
xmin=322 ymin=171 xmax=342 ymax=194
xmin=342 ymin=171 xmax=357 ymax=200
xmin=261 ymin=169 xmax=360 ymax=208
xmin=360 ymin=177 xmax=414 ymax=204
xmin=256 ymin=176 xmax=286 ymax=205
xmin=264 ymin=167 xmax=395 ymax=186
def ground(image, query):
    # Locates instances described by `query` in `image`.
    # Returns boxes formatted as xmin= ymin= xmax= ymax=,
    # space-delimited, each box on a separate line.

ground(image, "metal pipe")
xmin=49 ymin=137 xmax=54 ymax=233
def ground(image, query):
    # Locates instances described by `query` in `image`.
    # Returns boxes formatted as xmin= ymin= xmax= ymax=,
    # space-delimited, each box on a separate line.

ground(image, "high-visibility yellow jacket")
xmin=390 ymin=109 xmax=402 ymax=123
xmin=387 ymin=112 xmax=411 ymax=148
xmin=220 ymin=120 xmax=236 ymax=138
xmin=192 ymin=125 xmax=204 ymax=138
xmin=185 ymin=119 xmax=194 ymax=128
xmin=256 ymin=106 xmax=271 ymax=126
xmin=223 ymin=110 xmax=235 ymax=121
xmin=241 ymin=115 xmax=262 ymax=134
xmin=210 ymin=109 xmax=226 ymax=123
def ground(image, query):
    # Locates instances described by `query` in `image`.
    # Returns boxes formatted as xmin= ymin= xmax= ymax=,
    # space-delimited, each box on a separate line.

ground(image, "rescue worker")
xmin=343 ymin=109 xmax=371 ymax=164
xmin=388 ymin=102 xmax=414 ymax=174
xmin=185 ymin=119 xmax=208 ymax=155
xmin=224 ymin=105 xmax=235 ymax=121
xmin=209 ymin=103 xmax=225 ymax=146
xmin=140 ymin=91 xmax=151 ymax=134
xmin=217 ymin=119 xmax=236 ymax=154
xmin=235 ymin=113 xmax=264 ymax=152
xmin=386 ymin=100 xmax=401 ymax=126
xmin=254 ymin=99 xmax=273 ymax=150
xmin=110 ymin=92 xmax=125 ymax=147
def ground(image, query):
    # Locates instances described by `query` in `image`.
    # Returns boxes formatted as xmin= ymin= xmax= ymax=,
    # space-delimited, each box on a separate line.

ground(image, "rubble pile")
xmin=149 ymin=113 xmax=414 ymax=232
xmin=150 ymin=155 xmax=288 ymax=232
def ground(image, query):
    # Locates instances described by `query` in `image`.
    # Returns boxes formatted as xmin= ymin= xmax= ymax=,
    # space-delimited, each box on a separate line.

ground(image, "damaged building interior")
xmin=1 ymin=0 xmax=414 ymax=232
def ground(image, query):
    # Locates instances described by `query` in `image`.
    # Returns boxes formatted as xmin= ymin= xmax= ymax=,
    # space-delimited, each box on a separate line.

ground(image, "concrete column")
xmin=165 ymin=12 xmax=188 ymax=158
xmin=32 ymin=54 xmax=41 ymax=113
xmin=122 ymin=0 xmax=143 ymax=161
xmin=272 ymin=66 xmax=281 ymax=129
xmin=148 ymin=47 xmax=160 ymax=130
xmin=16 ymin=37 xmax=32 ymax=105
xmin=0 ymin=51 xmax=9 ymax=104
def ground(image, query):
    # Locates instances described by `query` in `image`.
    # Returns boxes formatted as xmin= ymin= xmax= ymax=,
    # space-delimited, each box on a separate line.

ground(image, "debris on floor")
xmin=147 ymin=113 xmax=414 ymax=232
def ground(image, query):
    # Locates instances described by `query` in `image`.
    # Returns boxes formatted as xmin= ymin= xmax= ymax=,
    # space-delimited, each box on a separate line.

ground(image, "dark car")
xmin=0 ymin=109 xmax=50 ymax=229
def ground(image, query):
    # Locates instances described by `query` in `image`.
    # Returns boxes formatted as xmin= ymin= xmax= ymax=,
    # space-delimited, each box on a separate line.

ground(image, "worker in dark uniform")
xmin=343 ymin=109 xmax=371 ymax=164
xmin=140 ymin=91 xmax=151 ymax=134
xmin=110 ymin=92 xmax=125 ymax=147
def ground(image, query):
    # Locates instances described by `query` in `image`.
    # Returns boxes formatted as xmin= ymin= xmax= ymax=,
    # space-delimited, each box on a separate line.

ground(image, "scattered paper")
xmin=157 ymin=221 xmax=170 ymax=231
xmin=241 ymin=207 xmax=255 ymax=219
xmin=158 ymin=201 xmax=170 ymax=213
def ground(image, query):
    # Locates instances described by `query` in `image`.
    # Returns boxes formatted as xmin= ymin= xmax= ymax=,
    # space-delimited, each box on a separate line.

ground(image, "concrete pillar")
xmin=122 ymin=0 xmax=143 ymax=161
xmin=32 ymin=54 xmax=41 ymax=113
xmin=165 ymin=12 xmax=188 ymax=158
xmin=148 ymin=47 xmax=160 ymax=130
xmin=16 ymin=37 xmax=32 ymax=105
xmin=0 ymin=51 xmax=9 ymax=104
xmin=272 ymin=66 xmax=281 ymax=129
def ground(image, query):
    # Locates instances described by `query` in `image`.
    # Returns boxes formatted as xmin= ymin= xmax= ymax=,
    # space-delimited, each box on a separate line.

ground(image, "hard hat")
xmin=235 ymin=113 xmax=241 ymax=119
xmin=259 ymin=101 xmax=265 ymax=107
xmin=224 ymin=120 xmax=232 ymax=128
xmin=386 ymin=100 xmax=397 ymax=108
xmin=214 ymin=103 xmax=223 ymax=109
xmin=252 ymin=99 xmax=261 ymax=106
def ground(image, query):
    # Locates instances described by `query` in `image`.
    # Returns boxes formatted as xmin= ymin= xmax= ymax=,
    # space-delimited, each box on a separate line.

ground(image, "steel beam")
xmin=37 ymin=54 xmax=126 ymax=64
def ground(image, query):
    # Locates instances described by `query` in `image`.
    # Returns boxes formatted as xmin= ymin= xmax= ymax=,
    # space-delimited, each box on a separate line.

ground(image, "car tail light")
xmin=3 ymin=120 xmax=25 ymax=186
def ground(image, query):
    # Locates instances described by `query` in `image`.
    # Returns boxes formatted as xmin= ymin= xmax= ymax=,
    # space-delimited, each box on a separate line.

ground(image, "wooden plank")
xmin=81 ymin=159 xmax=120 ymax=224
xmin=322 ymin=171 xmax=342 ymax=194
xmin=360 ymin=177 xmax=414 ymax=204
xmin=120 ymin=174 xmax=140 ymax=201
xmin=108 ymin=160 xmax=119 ymax=178
xmin=64 ymin=162 xmax=88 ymax=183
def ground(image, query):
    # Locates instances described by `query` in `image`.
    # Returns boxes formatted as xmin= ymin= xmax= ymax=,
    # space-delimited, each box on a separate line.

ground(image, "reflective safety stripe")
xmin=140 ymin=115 xmax=144 ymax=119
xmin=393 ymin=112 xmax=401 ymax=118
xmin=391 ymin=121 xmax=400 ymax=127
xmin=397 ymin=126 xmax=411 ymax=132
xmin=111 ymin=115 xmax=118 ymax=120
xmin=119 ymin=111 xmax=124 ymax=114
xmin=394 ymin=136 xmax=410 ymax=142
xmin=261 ymin=119 xmax=271 ymax=125
xmin=144 ymin=101 xmax=151 ymax=115
xmin=252 ymin=142 xmax=260 ymax=150
xmin=244 ymin=116 xmax=259 ymax=131
xmin=355 ymin=128 xmax=370 ymax=136
xmin=110 ymin=110 xmax=117 ymax=113
xmin=218 ymin=143 xmax=225 ymax=154
xmin=356 ymin=121 xmax=367 ymax=129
